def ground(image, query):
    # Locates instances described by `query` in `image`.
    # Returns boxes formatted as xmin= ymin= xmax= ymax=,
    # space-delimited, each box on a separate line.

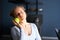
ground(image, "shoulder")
xmin=30 ymin=23 xmax=36 ymax=26
xmin=30 ymin=23 xmax=37 ymax=29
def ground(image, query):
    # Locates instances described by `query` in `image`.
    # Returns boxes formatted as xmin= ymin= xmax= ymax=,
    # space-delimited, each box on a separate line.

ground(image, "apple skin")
xmin=14 ymin=18 xmax=20 ymax=23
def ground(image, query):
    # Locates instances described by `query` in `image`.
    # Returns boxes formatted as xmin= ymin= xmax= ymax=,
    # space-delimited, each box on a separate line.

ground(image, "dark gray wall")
xmin=40 ymin=0 xmax=60 ymax=37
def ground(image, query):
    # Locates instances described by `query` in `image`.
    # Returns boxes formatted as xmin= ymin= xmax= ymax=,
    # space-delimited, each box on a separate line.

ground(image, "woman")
xmin=10 ymin=5 xmax=42 ymax=40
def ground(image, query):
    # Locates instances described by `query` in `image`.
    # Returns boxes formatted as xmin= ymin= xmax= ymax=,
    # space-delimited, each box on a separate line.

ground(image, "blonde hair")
xmin=10 ymin=5 xmax=25 ymax=18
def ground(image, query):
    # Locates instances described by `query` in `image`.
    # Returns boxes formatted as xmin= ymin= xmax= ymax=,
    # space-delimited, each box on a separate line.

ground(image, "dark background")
xmin=0 ymin=0 xmax=60 ymax=37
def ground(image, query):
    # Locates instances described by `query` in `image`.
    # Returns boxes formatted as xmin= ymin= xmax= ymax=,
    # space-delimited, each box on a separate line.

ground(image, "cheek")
xmin=24 ymin=14 xmax=27 ymax=18
xmin=22 ymin=14 xmax=26 ymax=19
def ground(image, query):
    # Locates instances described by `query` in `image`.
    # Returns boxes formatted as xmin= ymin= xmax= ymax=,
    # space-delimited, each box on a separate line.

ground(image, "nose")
xmin=17 ymin=13 xmax=20 ymax=16
xmin=17 ymin=13 xmax=22 ymax=17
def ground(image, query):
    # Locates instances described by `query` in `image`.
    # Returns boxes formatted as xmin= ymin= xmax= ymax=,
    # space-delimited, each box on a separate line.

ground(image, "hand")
xmin=12 ymin=20 xmax=20 ymax=27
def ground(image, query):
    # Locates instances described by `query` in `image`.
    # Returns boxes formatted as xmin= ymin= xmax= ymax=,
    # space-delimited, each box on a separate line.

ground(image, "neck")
xmin=20 ymin=19 xmax=27 ymax=24
xmin=19 ymin=19 xmax=28 ymax=28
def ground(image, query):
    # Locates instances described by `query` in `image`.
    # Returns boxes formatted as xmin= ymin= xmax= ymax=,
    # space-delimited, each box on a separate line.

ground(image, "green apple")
xmin=14 ymin=18 xmax=20 ymax=23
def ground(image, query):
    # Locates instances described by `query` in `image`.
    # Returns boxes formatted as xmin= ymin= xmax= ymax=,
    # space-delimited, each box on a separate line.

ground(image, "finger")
xmin=12 ymin=20 xmax=18 ymax=26
xmin=12 ymin=20 xmax=20 ymax=27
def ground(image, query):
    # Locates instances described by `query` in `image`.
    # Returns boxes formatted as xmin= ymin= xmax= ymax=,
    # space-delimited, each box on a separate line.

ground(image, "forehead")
xmin=15 ymin=7 xmax=23 ymax=10
xmin=14 ymin=7 xmax=24 ymax=12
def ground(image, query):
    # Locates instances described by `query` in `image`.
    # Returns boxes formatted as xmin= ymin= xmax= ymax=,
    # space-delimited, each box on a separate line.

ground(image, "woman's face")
xmin=14 ymin=7 xmax=27 ymax=20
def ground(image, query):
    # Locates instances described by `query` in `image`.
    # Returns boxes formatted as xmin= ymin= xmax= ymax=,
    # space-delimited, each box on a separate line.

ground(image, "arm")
xmin=11 ymin=27 xmax=21 ymax=40
xmin=34 ymin=24 xmax=42 ymax=40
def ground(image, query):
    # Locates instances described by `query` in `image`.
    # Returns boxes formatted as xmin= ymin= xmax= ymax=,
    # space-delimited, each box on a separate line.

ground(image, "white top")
xmin=11 ymin=23 xmax=42 ymax=40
